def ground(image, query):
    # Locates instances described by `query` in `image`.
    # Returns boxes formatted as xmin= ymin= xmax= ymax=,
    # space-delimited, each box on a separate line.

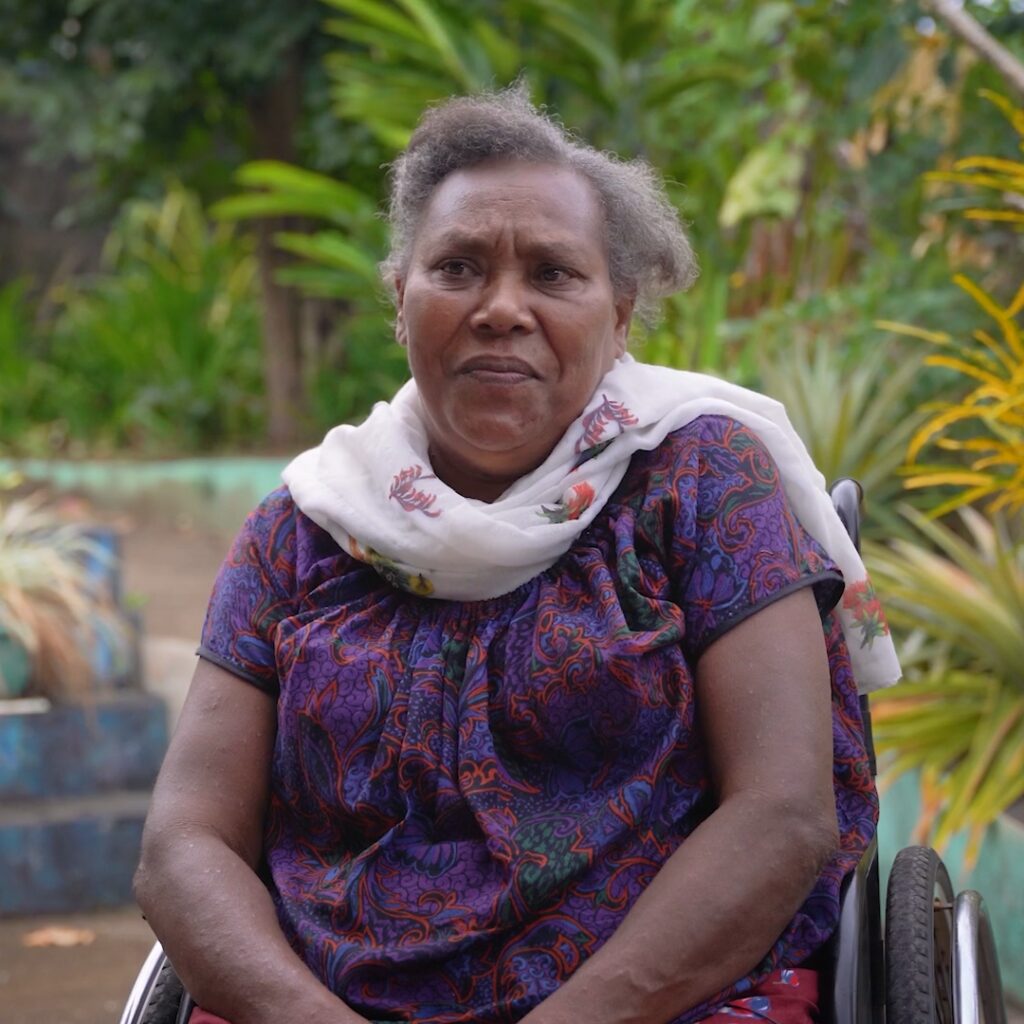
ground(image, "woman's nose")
xmin=469 ymin=274 xmax=537 ymax=336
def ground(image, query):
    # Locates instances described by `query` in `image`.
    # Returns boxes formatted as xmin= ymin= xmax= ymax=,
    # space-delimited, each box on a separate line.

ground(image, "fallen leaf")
xmin=22 ymin=926 xmax=96 ymax=948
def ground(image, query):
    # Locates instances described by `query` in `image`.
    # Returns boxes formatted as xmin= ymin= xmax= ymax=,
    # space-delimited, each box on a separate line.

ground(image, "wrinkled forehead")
xmin=414 ymin=161 xmax=607 ymax=251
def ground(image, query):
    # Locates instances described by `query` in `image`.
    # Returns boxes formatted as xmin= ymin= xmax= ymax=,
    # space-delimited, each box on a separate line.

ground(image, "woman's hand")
xmin=134 ymin=659 xmax=370 ymax=1024
xmin=518 ymin=587 xmax=839 ymax=1024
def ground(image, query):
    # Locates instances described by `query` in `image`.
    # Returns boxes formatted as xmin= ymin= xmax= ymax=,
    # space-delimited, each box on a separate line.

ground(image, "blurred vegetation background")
xmin=0 ymin=0 xmax=1023 ymax=848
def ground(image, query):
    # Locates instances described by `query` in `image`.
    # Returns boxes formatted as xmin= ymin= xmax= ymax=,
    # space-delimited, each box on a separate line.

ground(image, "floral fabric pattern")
xmin=539 ymin=480 xmax=597 ymax=523
xmin=700 ymin=967 xmax=819 ymax=1022
xmin=389 ymin=464 xmax=441 ymax=517
xmin=576 ymin=394 xmax=638 ymax=452
xmin=199 ymin=416 xmax=877 ymax=1024
xmin=841 ymin=577 xmax=890 ymax=649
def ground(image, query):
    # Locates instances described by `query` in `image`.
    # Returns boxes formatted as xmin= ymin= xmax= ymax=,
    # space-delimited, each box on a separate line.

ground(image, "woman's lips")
xmin=459 ymin=358 xmax=537 ymax=383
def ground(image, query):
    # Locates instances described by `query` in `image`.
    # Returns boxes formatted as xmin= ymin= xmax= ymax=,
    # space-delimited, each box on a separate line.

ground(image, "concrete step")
xmin=0 ymin=790 xmax=153 ymax=915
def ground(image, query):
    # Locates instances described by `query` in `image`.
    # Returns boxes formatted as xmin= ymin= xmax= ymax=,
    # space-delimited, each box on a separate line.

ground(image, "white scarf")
xmin=283 ymin=356 xmax=900 ymax=693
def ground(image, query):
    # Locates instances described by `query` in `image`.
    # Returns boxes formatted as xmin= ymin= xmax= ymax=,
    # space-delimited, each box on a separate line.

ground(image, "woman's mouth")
xmin=459 ymin=357 xmax=537 ymax=383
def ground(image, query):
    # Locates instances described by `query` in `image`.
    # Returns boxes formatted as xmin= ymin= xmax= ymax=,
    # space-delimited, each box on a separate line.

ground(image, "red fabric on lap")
xmin=189 ymin=1009 xmax=232 ymax=1024
xmin=698 ymin=968 xmax=819 ymax=1023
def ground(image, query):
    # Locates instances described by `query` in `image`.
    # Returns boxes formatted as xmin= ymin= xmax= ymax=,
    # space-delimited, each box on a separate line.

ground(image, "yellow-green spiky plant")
xmin=877 ymin=91 xmax=1024 ymax=518
xmin=866 ymin=508 xmax=1024 ymax=868
xmin=870 ymin=93 xmax=1024 ymax=866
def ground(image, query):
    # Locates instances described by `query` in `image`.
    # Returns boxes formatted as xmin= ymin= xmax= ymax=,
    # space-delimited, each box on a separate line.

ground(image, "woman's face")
xmin=395 ymin=161 xmax=633 ymax=501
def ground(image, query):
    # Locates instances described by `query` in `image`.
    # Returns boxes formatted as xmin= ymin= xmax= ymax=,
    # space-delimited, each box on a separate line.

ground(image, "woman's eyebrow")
xmin=426 ymin=231 xmax=587 ymax=264
xmin=425 ymin=229 xmax=490 ymax=252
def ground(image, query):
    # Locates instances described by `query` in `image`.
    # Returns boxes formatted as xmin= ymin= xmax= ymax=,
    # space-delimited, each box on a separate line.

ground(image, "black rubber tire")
xmin=885 ymin=845 xmax=955 ymax=1024
xmin=139 ymin=955 xmax=185 ymax=1024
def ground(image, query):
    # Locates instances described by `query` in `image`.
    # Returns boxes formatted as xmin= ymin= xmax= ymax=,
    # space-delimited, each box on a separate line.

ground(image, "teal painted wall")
xmin=1 ymin=456 xmax=289 ymax=532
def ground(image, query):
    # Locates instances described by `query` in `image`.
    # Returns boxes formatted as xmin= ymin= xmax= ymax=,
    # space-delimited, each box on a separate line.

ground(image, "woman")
xmin=135 ymin=87 xmax=900 ymax=1024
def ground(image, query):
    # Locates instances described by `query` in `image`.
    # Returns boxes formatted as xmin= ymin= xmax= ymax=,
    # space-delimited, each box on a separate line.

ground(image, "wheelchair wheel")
xmin=139 ymin=955 xmax=185 ymax=1024
xmin=885 ymin=846 xmax=955 ymax=1024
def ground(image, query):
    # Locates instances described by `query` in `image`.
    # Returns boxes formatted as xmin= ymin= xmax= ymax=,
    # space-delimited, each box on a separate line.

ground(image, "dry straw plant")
xmin=0 ymin=492 xmax=129 ymax=702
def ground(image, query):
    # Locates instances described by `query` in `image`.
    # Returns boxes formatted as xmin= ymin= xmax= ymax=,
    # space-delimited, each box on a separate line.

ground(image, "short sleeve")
xmin=675 ymin=417 xmax=844 ymax=662
xmin=197 ymin=487 xmax=298 ymax=695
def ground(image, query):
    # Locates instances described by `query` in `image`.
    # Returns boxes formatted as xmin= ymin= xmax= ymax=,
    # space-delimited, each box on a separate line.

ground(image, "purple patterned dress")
xmin=198 ymin=416 xmax=877 ymax=1024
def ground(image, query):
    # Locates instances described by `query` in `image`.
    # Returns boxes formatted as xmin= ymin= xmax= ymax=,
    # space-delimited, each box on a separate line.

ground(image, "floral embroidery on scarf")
xmin=571 ymin=437 xmax=615 ymax=471
xmin=348 ymin=538 xmax=434 ymax=596
xmin=842 ymin=578 xmax=890 ymax=649
xmin=539 ymin=481 xmax=596 ymax=524
xmin=575 ymin=395 xmax=638 ymax=453
xmin=389 ymin=464 xmax=440 ymax=517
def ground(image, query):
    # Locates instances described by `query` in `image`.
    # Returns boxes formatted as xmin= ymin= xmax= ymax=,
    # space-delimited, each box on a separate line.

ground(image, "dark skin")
xmin=134 ymin=587 xmax=838 ymax=1024
xmin=135 ymin=159 xmax=839 ymax=1023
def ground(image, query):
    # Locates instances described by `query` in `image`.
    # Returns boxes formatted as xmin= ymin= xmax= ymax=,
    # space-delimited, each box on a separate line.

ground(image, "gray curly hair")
xmin=381 ymin=84 xmax=697 ymax=326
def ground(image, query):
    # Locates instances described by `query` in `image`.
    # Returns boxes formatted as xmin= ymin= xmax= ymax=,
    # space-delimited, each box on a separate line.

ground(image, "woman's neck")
xmin=427 ymin=444 xmax=542 ymax=503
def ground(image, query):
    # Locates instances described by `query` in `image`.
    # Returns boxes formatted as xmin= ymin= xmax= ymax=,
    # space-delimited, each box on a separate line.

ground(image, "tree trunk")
xmin=246 ymin=50 xmax=304 ymax=447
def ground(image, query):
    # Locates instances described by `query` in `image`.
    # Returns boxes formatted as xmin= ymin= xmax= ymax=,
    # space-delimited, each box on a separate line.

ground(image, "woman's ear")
xmin=394 ymin=277 xmax=408 ymax=347
xmin=613 ymin=294 xmax=635 ymax=356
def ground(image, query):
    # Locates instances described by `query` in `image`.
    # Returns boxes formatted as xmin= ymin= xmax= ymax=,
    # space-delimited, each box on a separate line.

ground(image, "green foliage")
xmin=212 ymin=160 xmax=409 ymax=429
xmin=0 ymin=281 xmax=56 ymax=452
xmin=927 ymin=90 xmax=1024 ymax=229
xmin=867 ymin=508 xmax=1024 ymax=865
xmin=213 ymin=160 xmax=386 ymax=300
xmin=5 ymin=0 xmax=1022 ymax=459
xmin=0 ymin=186 xmax=265 ymax=456
xmin=48 ymin=185 xmax=264 ymax=452
xmin=243 ymin=0 xmax=1000 ymax=364
xmin=869 ymin=90 xmax=1024 ymax=851
xmin=223 ymin=0 xmax=937 ymax=400
xmin=881 ymin=94 xmax=1024 ymax=518
xmin=876 ymin=94 xmax=1024 ymax=520
xmin=757 ymin=339 xmax=926 ymax=538
xmin=0 ymin=0 xmax=332 ymax=209
xmin=883 ymin=276 xmax=1024 ymax=517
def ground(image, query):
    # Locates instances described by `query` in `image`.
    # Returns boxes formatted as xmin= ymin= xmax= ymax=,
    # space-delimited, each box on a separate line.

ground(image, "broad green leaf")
xmin=719 ymin=141 xmax=804 ymax=227
xmin=273 ymin=231 xmax=380 ymax=283
xmin=234 ymin=162 xmax=372 ymax=212
xmin=321 ymin=0 xmax=425 ymax=45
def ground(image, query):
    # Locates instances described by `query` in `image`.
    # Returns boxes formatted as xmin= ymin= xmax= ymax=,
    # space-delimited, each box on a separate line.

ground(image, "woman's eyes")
xmin=438 ymin=259 xmax=472 ymax=277
xmin=433 ymin=260 xmax=575 ymax=284
xmin=537 ymin=265 xmax=573 ymax=284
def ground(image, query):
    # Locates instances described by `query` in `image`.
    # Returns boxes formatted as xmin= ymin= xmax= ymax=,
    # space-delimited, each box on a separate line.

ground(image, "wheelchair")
xmin=119 ymin=481 xmax=1008 ymax=1024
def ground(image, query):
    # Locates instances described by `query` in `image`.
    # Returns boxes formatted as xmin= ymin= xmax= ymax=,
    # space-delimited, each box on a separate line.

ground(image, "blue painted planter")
xmin=0 ymin=692 xmax=168 ymax=916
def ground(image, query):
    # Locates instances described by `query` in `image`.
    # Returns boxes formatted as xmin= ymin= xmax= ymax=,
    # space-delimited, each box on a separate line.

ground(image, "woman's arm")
xmin=520 ymin=586 xmax=839 ymax=1024
xmin=134 ymin=659 xmax=369 ymax=1024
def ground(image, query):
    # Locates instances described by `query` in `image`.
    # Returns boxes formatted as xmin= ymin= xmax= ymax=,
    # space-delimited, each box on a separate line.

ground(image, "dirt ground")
xmin=0 ymin=907 xmax=157 ymax=1024
xmin=114 ymin=503 xmax=236 ymax=644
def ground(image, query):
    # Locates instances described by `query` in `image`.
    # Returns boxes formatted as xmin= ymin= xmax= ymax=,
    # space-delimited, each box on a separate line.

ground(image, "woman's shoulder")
xmin=667 ymin=411 xmax=768 ymax=447
xmin=233 ymin=485 xmax=346 ymax=581
xmin=634 ymin=413 xmax=776 ymax=481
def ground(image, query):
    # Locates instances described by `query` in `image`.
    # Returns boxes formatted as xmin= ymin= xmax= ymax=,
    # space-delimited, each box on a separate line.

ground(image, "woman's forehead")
xmin=416 ymin=162 xmax=605 ymax=246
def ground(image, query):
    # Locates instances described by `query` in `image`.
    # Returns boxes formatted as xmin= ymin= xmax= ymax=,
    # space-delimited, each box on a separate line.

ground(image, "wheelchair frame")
xmin=119 ymin=480 xmax=1008 ymax=1024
